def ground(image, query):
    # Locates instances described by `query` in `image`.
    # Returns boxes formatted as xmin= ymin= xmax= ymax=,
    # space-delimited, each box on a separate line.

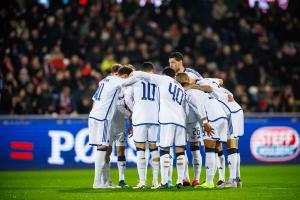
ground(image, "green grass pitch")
xmin=0 ymin=165 xmax=300 ymax=200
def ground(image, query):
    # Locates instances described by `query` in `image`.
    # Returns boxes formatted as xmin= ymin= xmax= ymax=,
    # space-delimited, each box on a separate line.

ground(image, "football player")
xmin=124 ymin=62 xmax=160 ymax=189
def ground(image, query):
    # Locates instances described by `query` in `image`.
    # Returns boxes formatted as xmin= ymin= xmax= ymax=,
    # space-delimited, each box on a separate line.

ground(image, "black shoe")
xmin=183 ymin=179 xmax=191 ymax=186
xmin=119 ymin=180 xmax=129 ymax=188
xmin=217 ymin=180 xmax=225 ymax=186
xmin=160 ymin=183 xmax=169 ymax=189
xmin=176 ymin=183 xmax=183 ymax=189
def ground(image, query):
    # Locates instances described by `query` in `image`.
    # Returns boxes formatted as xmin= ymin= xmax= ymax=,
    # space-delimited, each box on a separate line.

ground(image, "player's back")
xmin=157 ymin=76 xmax=187 ymax=127
xmin=89 ymin=76 xmax=122 ymax=121
xmin=130 ymin=80 xmax=159 ymax=125
xmin=197 ymin=78 xmax=242 ymax=112
xmin=186 ymin=89 xmax=226 ymax=122
xmin=131 ymin=71 xmax=187 ymax=127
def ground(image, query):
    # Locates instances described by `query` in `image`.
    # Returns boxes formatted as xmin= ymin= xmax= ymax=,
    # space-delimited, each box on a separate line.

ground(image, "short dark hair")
xmin=111 ymin=64 xmax=123 ymax=73
xmin=162 ymin=67 xmax=175 ymax=78
xmin=118 ymin=66 xmax=133 ymax=76
xmin=141 ymin=62 xmax=154 ymax=72
xmin=169 ymin=52 xmax=183 ymax=61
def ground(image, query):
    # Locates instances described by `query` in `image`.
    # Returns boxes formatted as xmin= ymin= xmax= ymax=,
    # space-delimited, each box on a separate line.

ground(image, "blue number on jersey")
xmin=93 ymin=83 xmax=105 ymax=101
xmin=168 ymin=83 xmax=184 ymax=105
xmin=141 ymin=81 xmax=156 ymax=101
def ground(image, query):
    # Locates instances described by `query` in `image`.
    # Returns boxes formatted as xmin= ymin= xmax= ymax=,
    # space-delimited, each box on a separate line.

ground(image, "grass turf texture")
xmin=0 ymin=165 xmax=300 ymax=200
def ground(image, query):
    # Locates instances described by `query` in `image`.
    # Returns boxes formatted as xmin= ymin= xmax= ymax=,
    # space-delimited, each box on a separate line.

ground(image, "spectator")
xmin=0 ymin=0 xmax=299 ymax=114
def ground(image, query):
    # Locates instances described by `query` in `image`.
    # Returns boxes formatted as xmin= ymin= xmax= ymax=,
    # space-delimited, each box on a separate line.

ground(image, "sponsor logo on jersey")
xmin=250 ymin=126 xmax=300 ymax=162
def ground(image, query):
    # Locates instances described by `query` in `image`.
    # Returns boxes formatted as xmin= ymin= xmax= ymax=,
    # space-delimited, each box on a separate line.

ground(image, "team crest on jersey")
xmin=250 ymin=126 xmax=300 ymax=162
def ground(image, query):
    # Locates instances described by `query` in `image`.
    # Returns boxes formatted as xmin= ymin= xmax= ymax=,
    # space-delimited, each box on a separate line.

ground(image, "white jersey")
xmin=89 ymin=75 xmax=136 ymax=121
xmin=184 ymin=67 xmax=203 ymax=81
xmin=132 ymin=71 xmax=187 ymax=128
xmin=185 ymin=89 xmax=227 ymax=123
xmin=197 ymin=78 xmax=242 ymax=113
xmin=124 ymin=80 xmax=159 ymax=126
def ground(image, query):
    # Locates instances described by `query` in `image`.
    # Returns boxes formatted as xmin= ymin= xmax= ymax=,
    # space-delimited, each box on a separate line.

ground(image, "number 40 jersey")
xmin=132 ymin=71 xmax=187 ymax=128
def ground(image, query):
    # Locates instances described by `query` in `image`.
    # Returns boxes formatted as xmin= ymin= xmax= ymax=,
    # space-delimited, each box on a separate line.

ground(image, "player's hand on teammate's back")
xmin=203 ymin=123 xmax=214 ymax=137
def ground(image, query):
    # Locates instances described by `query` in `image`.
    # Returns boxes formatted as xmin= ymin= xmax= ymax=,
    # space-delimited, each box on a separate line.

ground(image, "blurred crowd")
xmin=0 ymin=0 xmax=300 ymax=115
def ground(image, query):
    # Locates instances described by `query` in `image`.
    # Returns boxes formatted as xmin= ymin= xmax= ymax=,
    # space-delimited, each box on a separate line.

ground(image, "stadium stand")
xmin=0 ymin=0 xmax=299 ymax=114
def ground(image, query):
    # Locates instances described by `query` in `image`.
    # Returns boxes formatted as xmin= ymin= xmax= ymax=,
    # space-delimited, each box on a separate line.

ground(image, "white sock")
xmin=236 ymin=152 xmax=241 ymax=180
xmin=205 ymin=152 xmax=216 ymax=184
xmin=228 ymin=152 xmax=237 ymax=181
xmin=160 ymin=154 xmax=170 ymax=185
xmin=176 ymin=154 xmax=186 ymax=184
xmin=191 ymin=150 xmax=202 ymax=181
xmin=94 ymin=150 xmax=106 ymax=185
xmin=184 ymin=153 xmax=190 ymax=181
xmin=217 ymin=154 xmax=225 ymax=181
xmin=150 ymin=149 xmax=160 ymax=183
xmin=136 ymin=150 xmax=146 ymax=183
xmin=168 ymin=153 xmax=173 ymax=182
xmin=117 ymin=156 xmax=126 ymax=181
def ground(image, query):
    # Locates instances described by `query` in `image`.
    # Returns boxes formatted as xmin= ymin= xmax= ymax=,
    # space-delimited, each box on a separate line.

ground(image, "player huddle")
xmin=88 ymin=52 xmax=244 ymax=189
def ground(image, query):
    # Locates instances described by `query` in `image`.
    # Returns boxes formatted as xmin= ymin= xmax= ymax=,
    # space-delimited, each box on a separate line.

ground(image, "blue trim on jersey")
xmin=159 ymin=145 xmax=186 ymax=148
xmin=208 ymin=116 xmax=228 ymax=123
xmin=218 ymin=100 xmax=243 ymax=114
xmin=89 ymin=144 xmax=100 ymax=146
xmin=88 ymin=116 xmax=105 ymax=122
xmin=132 ymin=123 xmax=159 ymax=126
xmin=133 ymin=140 xmax=157 ymax=144
xmin=159 ymin=122 xmax=186 ymax=129
xmin=185 ymin=68 xmax=202 ymax=79
xmin=133 ymin=140 xmax=146 ymax=144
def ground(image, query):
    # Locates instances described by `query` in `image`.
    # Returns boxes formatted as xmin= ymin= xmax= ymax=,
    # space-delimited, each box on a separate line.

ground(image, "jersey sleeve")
xmin=116 ymin=90 xmax=131 ymax=118
xmin=124 ymin=86 xmax=134 ymax=112
xmin=186 ymin=91 xmax=206 ymax=120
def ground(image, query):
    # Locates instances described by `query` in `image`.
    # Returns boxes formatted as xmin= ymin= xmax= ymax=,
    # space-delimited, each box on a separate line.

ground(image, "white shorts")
xmin=88 ymin=117 xmax=111 ymax=146
xmin=186 ymin=121 xmax=202 ymax=143
xmin=202 ymin=118 xmax=228 ymax=142
xmin=159 ymin=124 xmax=186 ymax=148
xmin=219 ymin=100 xmax=244 ymax=139
xmin=109 ymin=120 xmax=126 ymax=146
xmin=133 ymin=124 xmax=159 ymax=144
xmin=109 ymin=131 xmax=126 ymax=146
xmin=231 ymin=110 xmax=244 ymax=138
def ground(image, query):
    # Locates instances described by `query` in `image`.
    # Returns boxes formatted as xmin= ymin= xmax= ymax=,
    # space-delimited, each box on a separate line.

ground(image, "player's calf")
xmin=134 ymin=143 xmax=147 ymax=188
xmin=175 ymin=147 xmax=186 ymax=188
xmin=216 ymin=141 xmax=226 ymax=188
xmin=160 ymin=148 xmax=170 ymax=186
xmin=226 ymin=139 xmax=239 ymax=187
xmin=190 ymin=142 xmax=202 ymax=186
xmin=202 ymin=140 xmax=217 ymax=187
xmin=93 ymin=145 xmax=109 ymax=189
xmin=149 ymin=144 xmax=160 ymax=189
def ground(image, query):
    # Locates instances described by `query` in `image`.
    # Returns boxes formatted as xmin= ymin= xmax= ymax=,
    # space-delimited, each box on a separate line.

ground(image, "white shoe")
xmin=151 ymin=180 xmax=160 ymax=189
xmin=93 ymin=182 xmax=108 ymax=189
xmin=107 ymin=180 xmax=121 ymax=188
xmin=224 ymin=180 xmax=237 ymax=188
xmin=133 ymin=182 xmax=147 ymax=189
xmin=216 ymin=180 xmax=226 ymax=188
